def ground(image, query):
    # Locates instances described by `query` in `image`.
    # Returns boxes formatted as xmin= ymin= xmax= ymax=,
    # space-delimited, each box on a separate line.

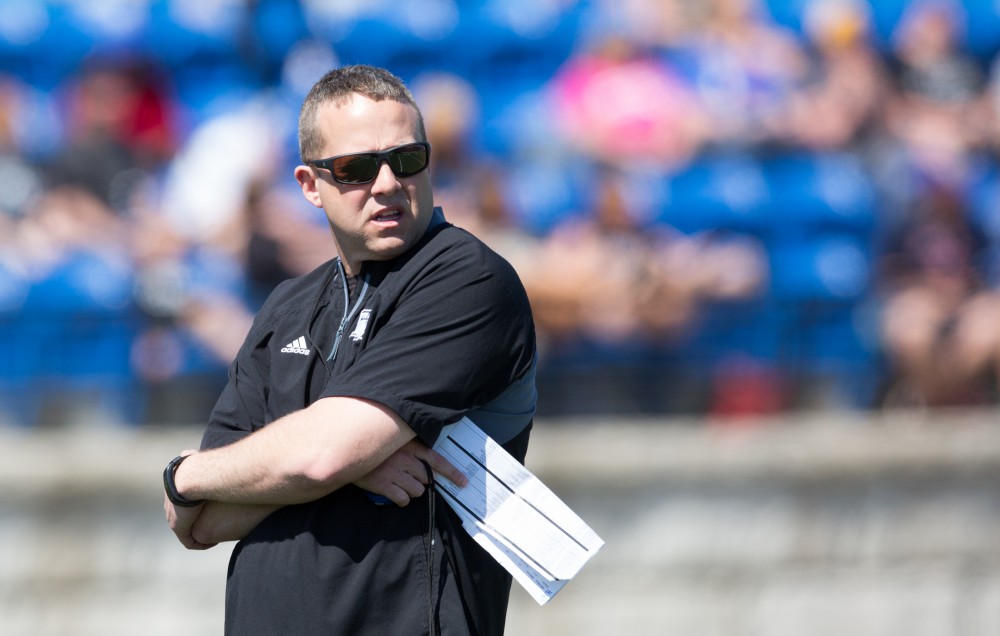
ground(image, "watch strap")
xmin=163 ymin=454 xmax=205 ymax=507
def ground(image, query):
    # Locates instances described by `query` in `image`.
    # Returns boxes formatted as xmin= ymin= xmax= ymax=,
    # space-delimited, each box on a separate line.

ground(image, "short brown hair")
xmin=298 ymin=65 xmax=426 ymax=162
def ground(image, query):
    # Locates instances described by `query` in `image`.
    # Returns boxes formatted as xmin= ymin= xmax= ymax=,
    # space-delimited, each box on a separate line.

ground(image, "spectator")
xmin=682 ymin=0 xmax=809 ymax=148
xmin=882 ymin=0 xmax=988 ymax=187
xmin=548 ymin=35 xmax=708 ymax=168
xmin=524 ymin=165 xmax=766 ymax=350
xmin=877 ymin=184 xmax=999 ymax=407
xmin=782 ymin=0 xmax=889 ymax=151
xmin=47 ymin=56 xmax=177 ymax=211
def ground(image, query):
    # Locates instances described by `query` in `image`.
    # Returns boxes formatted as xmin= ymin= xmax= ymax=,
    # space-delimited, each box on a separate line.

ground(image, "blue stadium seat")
xmin=965 ymin=0 xmax=1000 ymax=60
xmin=454 ymin=1 xmax=580 ymax=154
xmin=689 ymin=299 xmax=783 ymax=363
xmin=769 ymin=234 xmax=871 ymax=302
xmin=762 ymin=152 xmax=877 ymax=240
xmin=170 ymin=63 xmax=259 ymax=121
xmin=144 ymin=0 xmax=243 ymax=66
xmin=140 ymin=0 xmax=255 ymax=118
xmin=331 ymin=16 xmax=464 ymax=81
xmin=777 ymin=298 xmax=881 ymax=409
xmin=475 ymin=82 xmax=560 ymax=156
xmin=460 ymin=3 xmax=579 ymax=87
xmin=22 ymin=250 xmax=132 ymax=315
xmin=766 ymin=231 xmax=879 ymax=408
xmin=967 ymin=161 xmax=1000 ymax=285
xmin=0 ymin=0 xmax=94 ymax=89
xmin=0 ymin=261 xmax=35 ymax=426
xmin=657 ymin=153 xmax=772 ymax=237
xmin=8 ymin=250 xmax=141 ymax=426
xmin=250 ymin=0 xmax=308 ymax=72
xmin=500 ymin=155 xmax=596 ymax=235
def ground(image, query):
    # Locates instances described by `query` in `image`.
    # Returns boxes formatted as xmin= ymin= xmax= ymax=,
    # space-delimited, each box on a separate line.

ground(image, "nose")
xmin=369 ymin=159 xmax=401 ymax=195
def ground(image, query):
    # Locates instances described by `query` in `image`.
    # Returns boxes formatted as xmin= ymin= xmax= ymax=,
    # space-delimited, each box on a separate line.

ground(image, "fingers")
xmin=418 ymin=447 xmax=468 ymax=487
xmin=396 ymin=439 xmax=468 ymax=487
xmin=354 ymin=439 xmax=469 ymax=509
xmin=383 ymin=483 xmax=421 ymax=507
xmin=379 ymin=472 xmax=427 ymax=507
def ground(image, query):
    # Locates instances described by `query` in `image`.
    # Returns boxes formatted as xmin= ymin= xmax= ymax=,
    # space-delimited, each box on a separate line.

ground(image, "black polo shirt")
xmin=200 ymin=211 xmax=537 ymax=636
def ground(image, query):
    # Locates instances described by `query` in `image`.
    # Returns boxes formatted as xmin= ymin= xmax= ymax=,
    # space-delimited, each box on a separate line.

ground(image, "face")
xmin=295 ymin=94 xmax=434 ymax=276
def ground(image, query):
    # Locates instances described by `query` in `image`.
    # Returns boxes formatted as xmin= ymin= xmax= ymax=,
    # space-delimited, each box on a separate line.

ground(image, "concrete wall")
xmin=3 ymin=409 xmax=1000 ymax=635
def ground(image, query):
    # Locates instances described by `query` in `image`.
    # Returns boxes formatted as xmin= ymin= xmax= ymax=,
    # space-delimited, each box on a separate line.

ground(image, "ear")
xmin=294 ymin=165 xmax=324 ymax=209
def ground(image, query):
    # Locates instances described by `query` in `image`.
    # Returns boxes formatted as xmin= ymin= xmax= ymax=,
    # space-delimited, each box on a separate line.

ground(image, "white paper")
xmin=432 ymin=417 xmax=604 ymax=605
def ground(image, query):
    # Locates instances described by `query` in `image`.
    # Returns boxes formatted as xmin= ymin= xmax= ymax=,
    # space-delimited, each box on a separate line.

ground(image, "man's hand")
xmin=164 ymin=448 xmax=216 ymax=550
xmin=354 ymin=439 xmax=468 ymax=507
xmin=164 ymin=493 xmax=216 ymax=550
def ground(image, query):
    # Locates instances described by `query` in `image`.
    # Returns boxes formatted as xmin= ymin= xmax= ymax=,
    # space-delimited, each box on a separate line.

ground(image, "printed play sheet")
xmin=432 ymin=417 xmax=604 ymax=605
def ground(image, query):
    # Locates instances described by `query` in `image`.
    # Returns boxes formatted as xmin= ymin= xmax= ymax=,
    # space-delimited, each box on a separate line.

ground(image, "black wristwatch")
xmin=163 ymin=455 xmax=205 ymax=507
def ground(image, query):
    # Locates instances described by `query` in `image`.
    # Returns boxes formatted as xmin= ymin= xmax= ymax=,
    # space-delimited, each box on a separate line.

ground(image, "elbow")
xmin=279 ymin=400 xmax=358 ymax=494
xmin=283 ymin=396 xmax=404 ymax=497
xmin=190 ymin=514 xmax=221 ymax=546
xmin=296 ymin=447 xmax=355 ymax=493
xmin=190 ymin=506 xmax=247 ymax=545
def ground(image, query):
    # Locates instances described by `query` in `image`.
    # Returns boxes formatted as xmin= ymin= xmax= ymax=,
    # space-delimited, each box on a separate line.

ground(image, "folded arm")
xmin=188 ymin=502 xmax=282 ymax=546
xmin=175 ymin=396 xmax=417 ymax=505
xmin=166 ymin=396 xmax=466 ymax=546
xmin=185 ymin=440 xmax=464 ymax=545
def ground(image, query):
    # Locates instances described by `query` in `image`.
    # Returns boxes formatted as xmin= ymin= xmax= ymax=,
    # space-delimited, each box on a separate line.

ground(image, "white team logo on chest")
xmin=349 ymin=309 xmax=372 ymax=342
xmin=280 ymin=336 xmax=310 ymax=355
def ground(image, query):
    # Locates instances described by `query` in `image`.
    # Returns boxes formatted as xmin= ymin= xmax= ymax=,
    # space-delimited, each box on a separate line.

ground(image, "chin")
xmin=366 ymin=238 xmax=410 ymax=262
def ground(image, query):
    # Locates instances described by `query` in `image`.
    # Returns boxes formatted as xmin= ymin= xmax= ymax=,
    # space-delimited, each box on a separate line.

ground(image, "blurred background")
xmin=2 ymin=0 xmax=1000 ymax=424
xmin=2 ymin=0 xmax=1000 ymax=634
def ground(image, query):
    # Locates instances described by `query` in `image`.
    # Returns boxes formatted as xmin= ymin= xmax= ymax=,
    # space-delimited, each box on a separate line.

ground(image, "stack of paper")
xmin=432 ymin=417 xmax=605 ymax=605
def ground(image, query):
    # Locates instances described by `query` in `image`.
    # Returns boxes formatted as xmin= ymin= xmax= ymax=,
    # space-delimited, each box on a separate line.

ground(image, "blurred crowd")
xmin=2 ymin=0 xmax=1000 ymax=426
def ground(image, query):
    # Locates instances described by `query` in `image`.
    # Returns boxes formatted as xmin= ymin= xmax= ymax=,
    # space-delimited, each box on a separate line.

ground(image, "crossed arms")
xmin=163 ymin=395 xmax=467 ymax=549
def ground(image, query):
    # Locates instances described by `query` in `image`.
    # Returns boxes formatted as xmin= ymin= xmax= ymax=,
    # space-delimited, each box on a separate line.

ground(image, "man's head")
xmin=295 ymin=65 xmax=435 ymax=276
xmin=298 ymin=65 xmax=427 ymax=163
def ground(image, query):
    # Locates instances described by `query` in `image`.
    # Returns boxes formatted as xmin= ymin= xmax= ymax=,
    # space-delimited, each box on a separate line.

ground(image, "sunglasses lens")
xmin=322 ymin=144 xmax=429 ymax=184
xmin=332 ymin=155 xmax=378 ymax=184
xmin=390 ymin=144 xmax=429 ymax=177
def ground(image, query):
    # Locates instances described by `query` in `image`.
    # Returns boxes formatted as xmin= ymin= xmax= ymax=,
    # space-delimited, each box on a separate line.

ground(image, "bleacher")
xmin=1 ymin=0 xmax=998 ymax=425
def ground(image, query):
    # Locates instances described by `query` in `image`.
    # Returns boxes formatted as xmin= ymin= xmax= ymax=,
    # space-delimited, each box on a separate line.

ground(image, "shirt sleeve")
xmin=322 ymin=244 xmax=536 ymax=446
xmin=199 ymin=327 xmax=271 ymax=451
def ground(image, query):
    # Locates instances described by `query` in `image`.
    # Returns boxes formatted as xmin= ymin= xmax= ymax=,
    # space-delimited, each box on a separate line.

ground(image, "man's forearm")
xmin=191 ymin=502 xmax=282 ymax=545
xmin=175 ymin=396 xmax=416 ymax=506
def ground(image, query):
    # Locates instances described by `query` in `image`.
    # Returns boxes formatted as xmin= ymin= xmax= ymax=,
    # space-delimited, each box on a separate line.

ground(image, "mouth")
xmin=372 ymin=208 xmax=403 ymax=224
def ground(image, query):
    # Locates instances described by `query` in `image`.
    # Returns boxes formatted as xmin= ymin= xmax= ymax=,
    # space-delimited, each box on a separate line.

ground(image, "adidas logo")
xmin=280 ymin=336 xmax=310 ymax=356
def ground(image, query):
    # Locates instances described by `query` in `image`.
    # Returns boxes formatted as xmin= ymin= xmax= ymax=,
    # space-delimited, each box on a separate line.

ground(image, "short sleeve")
xmin=322 ymin=245 xmax=535 ymax=446
xmin=200 ymin=338 xmax=270 ymax=450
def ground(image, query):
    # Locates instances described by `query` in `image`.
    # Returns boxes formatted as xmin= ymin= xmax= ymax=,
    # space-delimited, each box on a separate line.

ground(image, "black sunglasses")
xmin=307 ymin=142 xmax=431 ymax=185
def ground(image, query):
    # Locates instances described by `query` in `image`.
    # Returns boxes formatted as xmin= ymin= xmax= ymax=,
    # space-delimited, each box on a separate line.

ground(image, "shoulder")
xmin=418 ymin=224 xmax=524 ymax=286
xmin=367 ymin=223 xmax=533 ymax=332
xmin=410 ymin=225 xmax=535 ymax=333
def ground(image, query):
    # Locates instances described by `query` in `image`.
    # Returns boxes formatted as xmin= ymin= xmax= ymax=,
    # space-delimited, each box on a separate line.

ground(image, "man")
xmin=162 ymin=65 xmax=537 ymax=636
